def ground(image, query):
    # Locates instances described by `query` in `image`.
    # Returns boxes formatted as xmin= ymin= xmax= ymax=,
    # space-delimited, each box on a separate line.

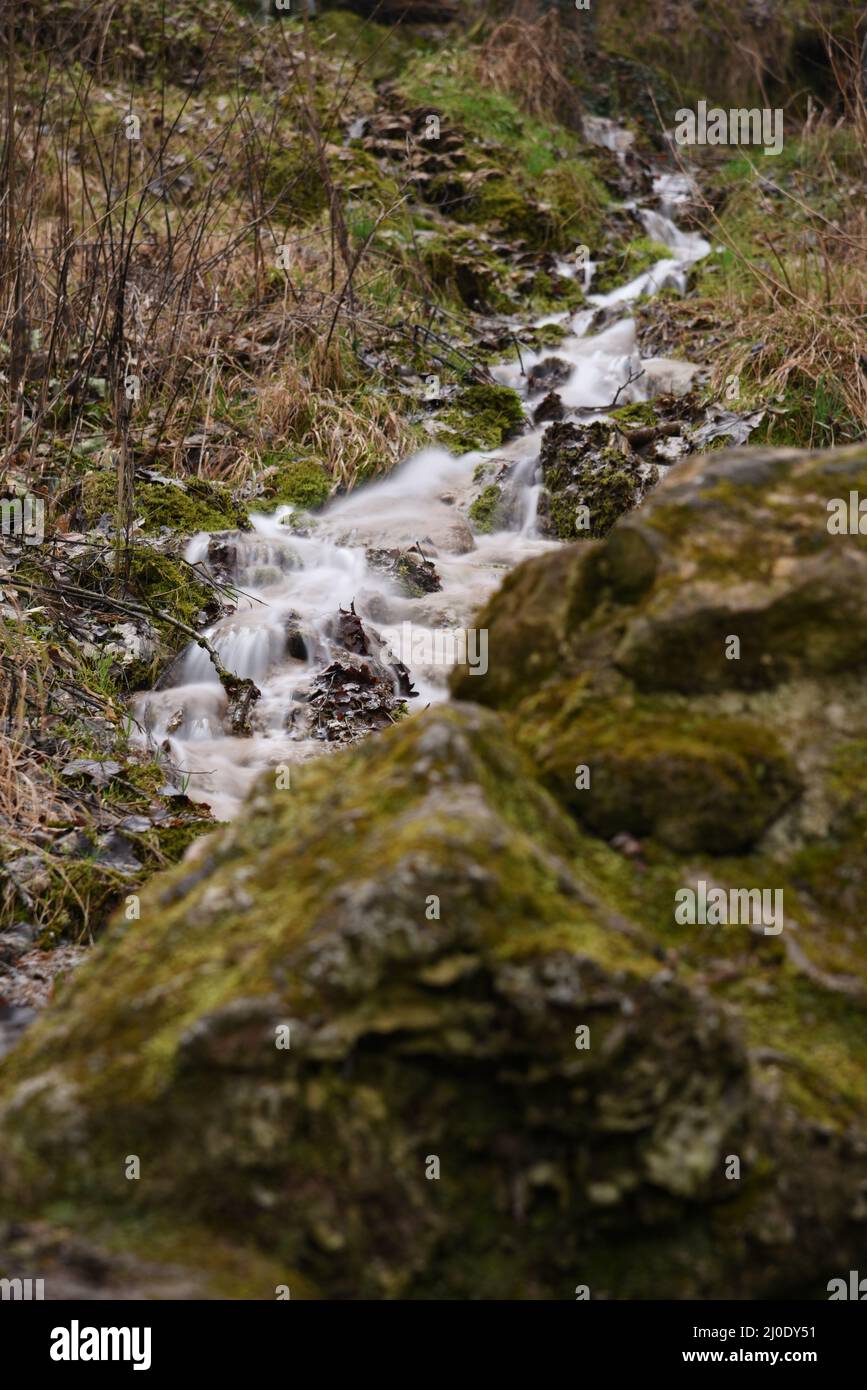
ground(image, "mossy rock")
xmin=453 ymin=441 xmax=867 ymax=1010
xmin=435 ymin=384 xmax=525 ymax=454
xmin=468 ymin=484 xmax=506 ymax=534
xmin=420 ymin=233 xmax=514 ymax=313
xmin=524 ymin=692 xmax=802 ymax=854
xmin=126 ymin=547 xmax=218 ymax=646
xmin=610 ymin=400 xmax=659 ymax=430
xmin=455 ymin=442 xmax=867 ymax=706
xmin=613 ymin=447 xmax=867 ymax=694
xmin=262 ymin=144 xmax=330 ymax=225
xmin=261 ymin=458 xmax=332 ymax=511
xmin=537 ymin=420 xmax=659 ymax=540
xmin=444 ymin=165 xmax=606 ymax=256
xmin=446 ymin=173 xmax=559 ymax=251
xmin=1 ymin=700 xmax=866 ymax=1297
xmin=80 ymin=475 xmax=248 ymax=537
xmin=524 ymin=268 xmax=586 ymax=314
xmin=593 ymin=237 xmax=672 ymax=293
xmin=524 ymin=321 xmax=570 ymax=353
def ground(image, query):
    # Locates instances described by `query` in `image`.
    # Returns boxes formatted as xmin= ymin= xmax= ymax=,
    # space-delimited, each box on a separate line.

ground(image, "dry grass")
xmin=654 ymin=5 xmax=867 ymax=448
xmin=475 ymin=10 xmax=583 ymax=126
xmin=0 ymin=8 xmax=439 ymax=510
xmin=253 ymin=358 xmax=417 ymax=490
xmin=701 ymin=148 xmax=867 ymax=439
xmin=0 ymin=733 xmax=43 ymax=831
xmin=0 ymin=613 xmax=50 ymax=832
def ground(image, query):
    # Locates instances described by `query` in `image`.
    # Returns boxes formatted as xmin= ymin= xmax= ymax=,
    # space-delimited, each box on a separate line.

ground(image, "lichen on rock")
xmin=4 ymin=445 xmax=867 ymax=1299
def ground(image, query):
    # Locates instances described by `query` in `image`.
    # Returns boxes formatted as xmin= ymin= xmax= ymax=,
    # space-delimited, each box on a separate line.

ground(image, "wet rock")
xmin=537 ymin=419 xmax=659 ymax=540
xmin=527 ymin=356 xmax=572 ymax=393
xmin=204 ymin=530 xmax=301 ymax=586
xmin=332 ymin=604 xmax=371 ymax=658
xmin=468 ymin=483 xmax=507 ymax=534
xmin=434 ymin=383 xmax=525 ymax=455
xmin=223 ymin=675 xmax=261 ymax=738
xmin=309 ymin=605 xmax=417 ymax=735
xmin=533 ymin=390 xmax=565 ymax=424
xmin=0 ymin=1005 xmax=36 ymax=1061
xmin=366 ymin=546 xmax=442 ymax=598
xmin=333 ymin=505 xmax=475 ymax=557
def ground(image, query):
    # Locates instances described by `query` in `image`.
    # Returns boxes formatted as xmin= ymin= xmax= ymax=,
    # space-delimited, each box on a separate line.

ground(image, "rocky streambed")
xmin=133 ymin=147 xmax=714 ymax=820
xmin=2 ymin=126 xmax=867 ymax=1303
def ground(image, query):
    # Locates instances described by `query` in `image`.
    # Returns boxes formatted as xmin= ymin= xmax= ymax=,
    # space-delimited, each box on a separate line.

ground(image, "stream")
xmin=133 ymin=145 xmax=709 ymax=821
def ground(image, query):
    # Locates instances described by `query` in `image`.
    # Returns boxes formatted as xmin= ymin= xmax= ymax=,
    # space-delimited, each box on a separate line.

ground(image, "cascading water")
xmin=133 ymin=150 xmax=709 ymax=821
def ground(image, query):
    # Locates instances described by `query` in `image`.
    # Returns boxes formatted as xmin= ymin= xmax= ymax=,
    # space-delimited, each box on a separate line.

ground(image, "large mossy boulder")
xmin=2 ymin=444 xmax=867 ymax=1299
xmin=453 ymin=441 xmax=867 ymax=1049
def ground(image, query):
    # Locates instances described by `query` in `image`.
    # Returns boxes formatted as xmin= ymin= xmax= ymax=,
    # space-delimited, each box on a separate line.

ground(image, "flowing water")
xmin=133 ymin=152 xmax=709 ymax=821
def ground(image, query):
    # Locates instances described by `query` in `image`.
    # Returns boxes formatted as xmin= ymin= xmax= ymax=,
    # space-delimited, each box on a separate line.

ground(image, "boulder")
xmin=2 ymin=444 xmax=867 ymax=1299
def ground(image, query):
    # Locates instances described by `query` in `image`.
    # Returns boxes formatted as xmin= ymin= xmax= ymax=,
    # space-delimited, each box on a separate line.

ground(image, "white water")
xmin=133 ymin=163 xmax=708 ymax=820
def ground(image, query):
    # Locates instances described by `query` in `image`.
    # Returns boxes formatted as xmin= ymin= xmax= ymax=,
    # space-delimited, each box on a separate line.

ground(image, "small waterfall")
xmin=133 ymin=144 xmax=708 ymax=820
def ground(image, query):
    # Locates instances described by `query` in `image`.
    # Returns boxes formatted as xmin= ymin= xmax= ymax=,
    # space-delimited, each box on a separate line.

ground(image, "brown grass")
xmin=475 ymin=10 xmax=583 ymax=126
xmin=0 ymin=8 xmax=444 ymax=520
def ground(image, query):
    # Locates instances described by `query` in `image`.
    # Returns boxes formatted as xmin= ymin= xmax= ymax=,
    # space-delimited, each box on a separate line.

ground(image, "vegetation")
xmin=2 ymin=0 xmax=867 ymax=1303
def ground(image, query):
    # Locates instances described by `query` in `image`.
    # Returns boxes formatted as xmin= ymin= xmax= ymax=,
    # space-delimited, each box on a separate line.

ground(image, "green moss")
xmin=126 ymin=548 xmax=215 ymax=644
xmin=468 ymin=484 xmax=505 ymax=534
xmin=520 ymin=690 xmax=802 ymax=854
xmin=0 ymin=663 xmax=865 ymax=1294
xmin=446 ymin=166 xmax=607 ymax=255
xmin=539 ymin=421 xmax=653 ymax=540
xmin=525 ymin=269 xmax=586 ymax=314
xmin=395 ymin=47 xmax=607 ymax=257
xmin=81 ymin=475 xmax=248 ymax=536
xmin=312 ymin=7 xmax=433 ymax=80
xmin=262 ymin=143 xmax=329 ymax=224
xmin=539 ymin=162 xmax=609 ymax=249
xmin=420 ymin=232 xmax=514 ymax=312
xmin=610 ymin=400 xmax=658 ymax=429
xmin=593 ymin=237 xmax=672 ymax=293
xmin=526 ymin=321 xmax=569 ymax=351
xmin=435 ymin=384 xmax=525 ymax=454
xmin=396 ymin=49 xmax=559 ymax=170
xmin=261 ymin=457 xmax=331 ymax=510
